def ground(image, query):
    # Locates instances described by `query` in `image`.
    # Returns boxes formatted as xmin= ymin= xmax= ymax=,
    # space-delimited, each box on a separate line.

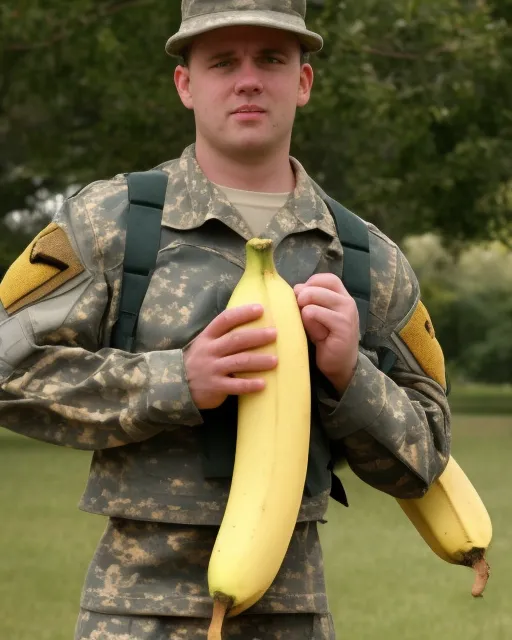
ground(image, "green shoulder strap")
xmin=322 ymin=194 xmax=397 ymax=375
xmin=322 ymin=195 xmax=371 ymax=337
xmin=110 ymin=171 xmax=168 ymax=351
xmin=110 ymin=171 xmax=388 ymax=507
xmin=111 ymin=170 xmax=397 ymax=376
xmin=316 ymin=195 xmax=398 ymax=505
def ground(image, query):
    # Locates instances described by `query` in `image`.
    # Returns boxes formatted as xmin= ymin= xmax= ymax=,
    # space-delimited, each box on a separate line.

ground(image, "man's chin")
xmin=224 ymin=136 xmax=273 ymax=158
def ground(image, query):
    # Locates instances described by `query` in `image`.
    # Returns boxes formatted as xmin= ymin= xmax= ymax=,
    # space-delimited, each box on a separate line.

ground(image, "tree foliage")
xmin=1 ymin=0 xmax=511 ymax=246
xmin=1 ymin=1 xmax=189 ymax=213
xmin=295 ymin=0 xmax=512 ymax=244
xmin=405 ymin=235 xmax=512 ymax=384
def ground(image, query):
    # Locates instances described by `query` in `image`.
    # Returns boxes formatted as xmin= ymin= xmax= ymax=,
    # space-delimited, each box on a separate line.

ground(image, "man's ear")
xmin=297 ymin=63 xmax=314 ymax=108
xmin=174 ymin=65 xmax=194 ymax=110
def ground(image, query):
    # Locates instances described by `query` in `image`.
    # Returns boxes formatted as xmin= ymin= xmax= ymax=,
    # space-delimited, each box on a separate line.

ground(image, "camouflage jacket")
xmin=0 ymin=144 xmax=451 ymax=616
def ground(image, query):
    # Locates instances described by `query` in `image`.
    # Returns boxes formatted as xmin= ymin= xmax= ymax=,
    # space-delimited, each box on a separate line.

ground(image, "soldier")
xmin=0 ymin=1 xmax=451 ymax=639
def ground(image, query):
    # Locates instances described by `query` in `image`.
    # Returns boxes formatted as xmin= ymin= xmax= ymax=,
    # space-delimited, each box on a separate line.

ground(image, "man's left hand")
xmin=294 ymin=274 xmax=360 ymax=394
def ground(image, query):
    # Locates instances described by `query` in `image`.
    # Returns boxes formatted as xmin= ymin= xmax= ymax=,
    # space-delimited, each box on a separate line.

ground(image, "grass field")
xmin=448 ymin=384 xmax=512 ymax=415
xmin=1 ymin=414 xmax=510 ymax=640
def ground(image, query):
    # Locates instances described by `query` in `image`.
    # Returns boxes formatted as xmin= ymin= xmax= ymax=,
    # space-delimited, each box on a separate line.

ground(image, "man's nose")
xmin=234 ymin=60 xmax=264 ymax=96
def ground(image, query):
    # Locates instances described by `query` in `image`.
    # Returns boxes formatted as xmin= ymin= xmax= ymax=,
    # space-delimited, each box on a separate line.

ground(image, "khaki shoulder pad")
xmin=0 ymin=223 xmax=85 ymax=315
xmin=399 ymin=301 xmax=447 ymax=390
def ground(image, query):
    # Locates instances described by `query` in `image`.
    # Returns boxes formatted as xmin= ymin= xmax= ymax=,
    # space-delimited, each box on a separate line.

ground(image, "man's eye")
xmin=264 ymin=57 xmax=282 ymax=64
xmin=214 ymin=60 xmax=231 ymax=68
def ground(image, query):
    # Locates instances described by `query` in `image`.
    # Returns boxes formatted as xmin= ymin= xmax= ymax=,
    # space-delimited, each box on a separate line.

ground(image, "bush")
xmin=404 ymin=235 xmax=512 ymax=384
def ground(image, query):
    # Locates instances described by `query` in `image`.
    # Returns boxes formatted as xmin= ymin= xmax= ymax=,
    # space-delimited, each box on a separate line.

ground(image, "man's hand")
xmin=183 ymin=305 xmax=278 ymax=410
xmin=294 ymin=274 xmax=359 ymax=393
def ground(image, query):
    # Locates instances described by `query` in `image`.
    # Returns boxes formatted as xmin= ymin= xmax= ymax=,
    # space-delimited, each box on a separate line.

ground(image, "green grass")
xmin=322 ymin=414 xmax=512 ymax=639
xmin=449 ymin=384 xmax=512 ymax=415
xmin=1 ymin=415 xmax=511 ymax=640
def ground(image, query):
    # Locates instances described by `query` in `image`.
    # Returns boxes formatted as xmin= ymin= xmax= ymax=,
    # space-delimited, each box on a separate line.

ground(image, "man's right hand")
xmin=183 ymin=304 xmax=278 ymax=410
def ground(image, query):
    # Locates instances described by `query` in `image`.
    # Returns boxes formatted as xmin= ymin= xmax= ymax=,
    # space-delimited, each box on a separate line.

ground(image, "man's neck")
xmin=195 ymin=140 xmax=296 ymax=193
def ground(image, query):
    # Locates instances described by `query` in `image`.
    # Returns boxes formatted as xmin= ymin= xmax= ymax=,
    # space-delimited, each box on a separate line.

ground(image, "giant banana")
xmin=207 ymin=238 xmax=311 ymax=638
xmin=396 ymin=455 xmax=492 ymax=596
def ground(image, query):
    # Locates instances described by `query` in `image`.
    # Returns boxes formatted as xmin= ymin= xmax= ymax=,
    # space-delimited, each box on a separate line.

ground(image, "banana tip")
xmin=207 ymin=595 xmax=232 ymax=640
xmin=247 ymin=238 xmax=273 ymax=251
xmin=471 ymin=557 xmax=490 ymax=598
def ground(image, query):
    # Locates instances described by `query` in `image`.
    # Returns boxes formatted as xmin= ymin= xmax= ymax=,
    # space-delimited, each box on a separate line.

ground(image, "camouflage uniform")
xmin=0 ymin=145 xmax=451 ymax=639
xmin=75 ymin=608 xmax=335 ymax=639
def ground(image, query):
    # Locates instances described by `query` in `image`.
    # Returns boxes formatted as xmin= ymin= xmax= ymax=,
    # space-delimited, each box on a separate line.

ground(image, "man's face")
xmin=174 ymin=26 xmax=314 ymax=160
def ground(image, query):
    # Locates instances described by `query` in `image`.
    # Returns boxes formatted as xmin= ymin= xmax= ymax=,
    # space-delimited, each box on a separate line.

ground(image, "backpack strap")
xmin=109 ymin=170 xmax=395 ymax=374
xmin=110 ymin=170 xmax=168 ymax=352
xmin=107 ymin=171 xmax=390 ymax=506
xmin=322 ymin=195 xmax=371 ymax=338
xmin=322 ymin=195 xmax=397 ymax=375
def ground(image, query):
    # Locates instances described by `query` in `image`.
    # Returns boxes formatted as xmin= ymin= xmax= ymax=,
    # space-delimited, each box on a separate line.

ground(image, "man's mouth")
xmin=232 ymin=105 xmax=266 ymax=114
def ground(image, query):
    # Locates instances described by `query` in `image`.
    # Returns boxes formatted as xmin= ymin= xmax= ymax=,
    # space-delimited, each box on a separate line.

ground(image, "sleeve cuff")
xmin=144 ymin=349 xmax=204 ymax=427
xmin=317 ymin=352 xmax=386 ymax=440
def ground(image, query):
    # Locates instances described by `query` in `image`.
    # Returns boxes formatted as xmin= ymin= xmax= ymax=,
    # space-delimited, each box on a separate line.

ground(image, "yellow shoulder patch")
xmin=399 ymin=301 xmax=446 ymax=390
xmin=0 ymin=223 xmax=85 ymax=315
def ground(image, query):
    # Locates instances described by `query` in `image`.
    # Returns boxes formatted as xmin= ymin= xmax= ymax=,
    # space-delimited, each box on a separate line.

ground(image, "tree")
xmin=1 ymin=0 xmax=511 ymax=253
xmin=295 ymin=0 xmax=512 ymax=245
xmin=405 ymin=234 xmax=512 ymax=384
xmin=1 ymin=1 xmax=189 ymax=211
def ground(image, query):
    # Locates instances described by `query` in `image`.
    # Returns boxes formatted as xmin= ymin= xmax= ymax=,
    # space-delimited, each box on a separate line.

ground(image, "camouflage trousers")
xmin=75 ymin=609 xmax=336 ymax=639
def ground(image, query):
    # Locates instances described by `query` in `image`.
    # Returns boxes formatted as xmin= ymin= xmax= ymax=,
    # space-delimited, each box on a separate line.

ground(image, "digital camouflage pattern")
xmin=75 ymin=609 xmax=336 ymax=639
xmin=0 ymin=144 xmax=451 ymax=623
xmin=80 ymin=520 xmax=328 ymax=617
xmin=165 ymin=0 xmax=324 ymax=57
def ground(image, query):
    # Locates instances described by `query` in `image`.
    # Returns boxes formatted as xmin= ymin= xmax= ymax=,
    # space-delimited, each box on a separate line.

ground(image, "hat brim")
xmin=165 ymin=10 xmax=323 ymax=57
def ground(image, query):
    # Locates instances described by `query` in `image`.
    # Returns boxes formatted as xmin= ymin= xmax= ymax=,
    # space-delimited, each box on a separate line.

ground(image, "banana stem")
xmin=471 ymin=557 xmax=490 ymax=598
xmin=245 ymin=238 xmax=275 ymax=275
xmin=207 ymin=597 xmax=231 ymax=640
xmin=461 ymin=549 xmax=490 ymax=597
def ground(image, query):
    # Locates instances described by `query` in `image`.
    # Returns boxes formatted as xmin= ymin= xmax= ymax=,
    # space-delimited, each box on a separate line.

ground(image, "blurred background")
xmin=0 ymin=1 xmax=511 ymax=638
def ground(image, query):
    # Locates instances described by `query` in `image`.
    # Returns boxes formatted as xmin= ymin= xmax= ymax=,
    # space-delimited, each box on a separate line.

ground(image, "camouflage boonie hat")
xmin=166 ymin=0 xmax=323 ymax=57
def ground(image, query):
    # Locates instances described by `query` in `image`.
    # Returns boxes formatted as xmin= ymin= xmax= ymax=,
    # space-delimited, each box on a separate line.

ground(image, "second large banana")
xmin=396 ymin=455 xmax=492 ymax=596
